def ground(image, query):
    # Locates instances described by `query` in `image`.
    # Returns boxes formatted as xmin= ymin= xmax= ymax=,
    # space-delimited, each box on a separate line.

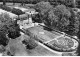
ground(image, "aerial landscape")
xmin=0 ymin=0 xmax=80 ymax=56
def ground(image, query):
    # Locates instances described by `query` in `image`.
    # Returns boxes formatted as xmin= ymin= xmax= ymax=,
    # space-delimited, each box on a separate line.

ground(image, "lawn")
xmin=27 ymin=25 xmax=62 ymax=43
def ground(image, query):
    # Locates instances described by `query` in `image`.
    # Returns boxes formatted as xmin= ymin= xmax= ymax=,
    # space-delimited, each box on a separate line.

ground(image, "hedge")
xmin=0 ymin=4 xmax=12 ymax=11
xmin=0 ymin=4 xmax=25 ymax=15
xmin=11 ymin=8 xmax=25 ymax=15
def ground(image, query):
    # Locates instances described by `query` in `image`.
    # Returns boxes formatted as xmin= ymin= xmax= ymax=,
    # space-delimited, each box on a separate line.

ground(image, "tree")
xmin=34 ymin=1 xmax=53 ymax=14
xmin=22 ymin=38 xmax=38 ymax=50
xmin=0 ymin=13 xmax=20 ymax=42
xmin=13 ymin=0 xmax=15 ymax=5
xmin=33 ymin=1 xmax=53 ymax=22
xmin=11 ymin=8 xmax=25 ymax=19
xmin=0 ymin=5 xmax=12 ymax=11
xmin=3 ymin=0 xmax=6 ymax=5
xmin=20 ymin=0 xmax=25 ymax=6
xmin=11 ymin=8 xmax=25 ymax=15
xmin=53 ymin=5 xmax=71 ymax=18
xmin=73 ymin=13 xmax=80 ymax=35
xmin=34 ymin=2 xmax=80 ymax=36
xmin=43 ymin=5 xmax=71 ymax=31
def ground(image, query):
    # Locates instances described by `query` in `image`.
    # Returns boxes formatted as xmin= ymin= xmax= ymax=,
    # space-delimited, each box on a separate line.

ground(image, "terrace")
xmin=21 ymin=25 xmax=79 ymax=52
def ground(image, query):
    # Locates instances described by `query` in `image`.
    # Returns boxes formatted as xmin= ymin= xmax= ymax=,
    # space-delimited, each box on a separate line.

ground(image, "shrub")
xmin=0 ymin=5 xmax=11 ymax=11
xmin=22 ymin=38 xmax=38 ymax=50
xmin=11 ymin=8 xmax=25 ymax=15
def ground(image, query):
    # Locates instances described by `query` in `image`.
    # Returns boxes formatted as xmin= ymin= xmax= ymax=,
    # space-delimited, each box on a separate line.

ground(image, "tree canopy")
xmin=0 ymin=13 xmax=20 ymax=46
xmin=34 ymin=1 xmax=80 ymax=36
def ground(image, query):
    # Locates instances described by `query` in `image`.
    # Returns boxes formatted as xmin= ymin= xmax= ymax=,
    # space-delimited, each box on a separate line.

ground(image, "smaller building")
xmin=16 ymin=7 xmax=39 ymax=29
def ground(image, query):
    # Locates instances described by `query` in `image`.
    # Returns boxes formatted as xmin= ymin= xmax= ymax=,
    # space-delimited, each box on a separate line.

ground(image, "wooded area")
xmin=0 ymin=0 xmax=80 ymax=8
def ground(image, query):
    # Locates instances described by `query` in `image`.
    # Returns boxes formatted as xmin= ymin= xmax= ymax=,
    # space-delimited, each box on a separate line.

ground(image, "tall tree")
xmin=33 ymin=1 xmax=53 ymax=22
xmin=0 ymin=13 xmax=20 ymax=46
xmin=3 ymin=0 xmax=6 ymax=5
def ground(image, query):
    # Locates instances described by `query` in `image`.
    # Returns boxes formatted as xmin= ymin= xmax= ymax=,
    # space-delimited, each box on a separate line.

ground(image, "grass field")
xmin=27 ymin=26 xmax=62 ymax=43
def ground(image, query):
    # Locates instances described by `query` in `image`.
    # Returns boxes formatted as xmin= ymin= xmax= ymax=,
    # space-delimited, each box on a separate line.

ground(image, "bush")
xmin=0 ymin=32 xmax=9 ymax=46
xmin=0 ymin=45 xmax=5 ymax=53
xmin=11 ymin=8 xmax=25 ymax=15
xmin=0 ymin=5 xmax=12 ymax=11
xmin=22 ymin=38 xmax=38 ymax=50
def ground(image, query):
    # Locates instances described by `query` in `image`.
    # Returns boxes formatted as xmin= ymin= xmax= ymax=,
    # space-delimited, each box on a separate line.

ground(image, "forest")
xmin=0 ymin=0 xmax=76 ymax=7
